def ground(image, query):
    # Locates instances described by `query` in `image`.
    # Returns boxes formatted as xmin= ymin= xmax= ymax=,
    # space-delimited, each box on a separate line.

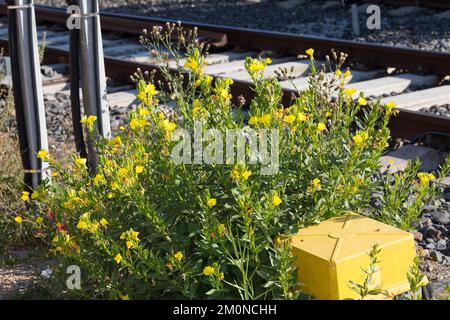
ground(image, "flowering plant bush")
xmin=20 ymin=25 xmax=448 ymax=300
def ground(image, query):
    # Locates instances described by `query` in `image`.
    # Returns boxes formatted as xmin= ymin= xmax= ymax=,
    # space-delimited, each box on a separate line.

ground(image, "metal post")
xmin=66 ymin=0 xmax=87 ymax=160
xmin=6 ymin=0 xmax=49 ymax=189
xmin=78 ymin=0 xmax=110 ymax=170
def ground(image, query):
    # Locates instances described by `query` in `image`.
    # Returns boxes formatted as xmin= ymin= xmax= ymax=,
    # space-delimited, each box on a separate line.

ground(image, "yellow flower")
xmin=258 ymin=114 xmax=271 ymax=126
xmin=120 ymin=294 xmax=129 ymax=300
xmin=130 ymin=118 xmax=139 ymax=130
xmin=344 ymin=70 xmax=351 ymax=78
xmin=335 ymin=70 xmax=342 ymax=76
xmin=135 ymin=166 xmax=144 ymax=175
xmin=80 ymin=115 xmax=97 ymax=128
xmin=144 ymin=84 xmax=158 ymax=96
xmin=317 ymin=122 xmax=326 ymax=133
xmin=21 ymin=191 xmax=30 ymax=202
xmin=325 ymin=111 xmax=332 ymax=118
xmin=284 ymin=114 xmax=296 ymax=124
xmin=111 ymin=182 xmax=119 ymax=191
xmin=52 ymin=172 xmax=59 ymax=177
xmin=242 ymin=170 xmax=252 ymax=180
xmin=74 ymin=157 xmax=87 ymax=167
xmin=139 ymin=108 xmax=150 ymax=117
xmin=184 ymin=57 xmax=199 ymax=71
xmin=93 ymin=174 xmax=104 ymax=186
xmin=217 ymin=224 xmax=226 ymax=237
xmin=36 ymin=217 xmax=44 ymax=224
xmin=31 ymin=190 xmax=39 ymax=200
xmin=358 ymin=97 xmax=367 ymax=106
xmin=174 ymin=251 xmax=184 ymax=262
xmin=305 ymin=48 xmax=314 ymax=57
xmin=207 ymin=198 xmax=217 ymax=208
xmin=248 ymin=59 xmax=265 ymax=73
xmin=344 ymin=87 xmax=357 ymax=97
xmin=307 ymin=178 xmax=321 ymax=192
xmin=37 ymin=150 xmax=48 ymax=160
xmin=100 ymin=218 xmax=109 ymax=227
xmin=15 ymin=216 xmax=23 ymax=224
xmin=385 ymin=101 xmax=397 ymax=111
xmin=297 ymin=112 xmax=307 ymax=122
xmin=161 ymin=120 xmax=177 ymax=133
xmin=117 ymin=168 xmax=128 ymax=179
xmin=126 ymin=241 xmax=134 ymax=249
xmin=77 ymin=220 xmax=87 ymax=230
xmin=107 ymin=192 xmax=114 ymax=199
xmin=353 ymin=131 xmax=369 ymax=147
xmin=231 ymin=167 xmax=240 ymax=180
xmin=203 ymin=266 xmax=215 ymax=277
xmin=272 ymin=195 xmax=282 ymax=207
xmin=418 ymin=172 xmax=435 ymax=185
xmin=248 ymin=116 xmax=259 ymax=126
xmin=114 ymin=253 xmax=123 ymax=264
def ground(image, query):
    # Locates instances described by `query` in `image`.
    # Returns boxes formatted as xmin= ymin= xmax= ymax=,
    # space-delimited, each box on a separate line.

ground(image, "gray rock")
xmin=426 ymin=242 xmax=436 ymax=250
xmin=425 ymin=226 xmax=442 ymax=240
xmin=430 ymin=211 xmax=450 ymax=225
xmin=412 ymin=232 xmax=423 ymax=242
xmin=436 ymin=239 xmax=447 ymax=251
xmin=444 ymin=187 xmax=450 ymax=202
xmin=430 ymin=251 xmax=443 ymax=263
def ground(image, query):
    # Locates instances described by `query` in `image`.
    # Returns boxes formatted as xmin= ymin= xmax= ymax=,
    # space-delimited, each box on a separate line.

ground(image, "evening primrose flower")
xmin=217 ymin=224 xmax=227 ymax=237
xmin=317 ymin=122 xmax=327 ymax=133
xmin=203 ymin=266 xmax=215 ymax=277
xmin=248 ymin=59 xmax=265 ymax=73
xmin=135 ymin=166 xmax=144 ymax=175
xmin=248 ymin=116 xmax=259 ymax=126
xmin=335 ymin=69 xmax=342 ymax=76
xmin=80 ymin=115 xmax=97 ymax=129
xmin=344 ymin=70 xmax=351 ymax=78
xmin=259 ymin=114 xmax=272 ymax=126
xmin=114 ymin=253 xmax=123 ymax=264
xmin=184 ymin=57 xmax=199 ymax=71
xmin=284 ymin=114 xmax=296 ymax=124
xmin=345 ymin=87 xmax=357 ymax=97
xmin=272 ymin=194 xmax=282 ymax=207
xmin=120 ymin=294 xmax=129 ymax=300
xmin=111 ymin=182 xmax=119 ymax=191
xmin=174 ymin=251 xmax=184 ymax=262
xmin=307 ymin=178 xmax=321 ymax=192
xmin=74 ymin=157 xmax=87 ymax=167
xmin=353 ymin=131 xmax=369 ymax=147
xmin=207 ymin=198 xmax=217 ymax=208
xmin=100 ymin=218 xmax=109 ymax=227
xmin=37 ymin=149 xmax=48 ymax=160
xmin=358 ymin=97 xmax=367 ymax=106
xmin=15 ymin=216 xmax=23 ymax=224
xmin=418 ymin=172 xmax=435 ymax=185
xmin=93 ymin=174 xmax=104 ymax=186
xmin=36 ymin=217 xmax=44 ymax=225
xmin=305 ymin=48 xmax=314 ymax=58
xmin=117 ymin=168 xmax=128 ymax=179
xmin=77 ymin=220 xmax=87 ymax=230
xmin=297 ymin=112 xmax=307 ymax=122
xmin=21 ymin=191 xmax=30 ymax=202
xmin=31 ymin=190 xmax=39 ymax=200
xmin=242 ymin=170 xmax=252 ymax=180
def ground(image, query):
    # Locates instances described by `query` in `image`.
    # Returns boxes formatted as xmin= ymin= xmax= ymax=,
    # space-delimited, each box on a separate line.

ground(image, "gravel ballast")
xmin=33 ymin=0 xmax=450 ymax=52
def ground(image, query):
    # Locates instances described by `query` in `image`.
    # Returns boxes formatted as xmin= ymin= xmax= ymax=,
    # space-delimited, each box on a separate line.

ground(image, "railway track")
xmin=0 ymin=4 xmax=449 ymax=145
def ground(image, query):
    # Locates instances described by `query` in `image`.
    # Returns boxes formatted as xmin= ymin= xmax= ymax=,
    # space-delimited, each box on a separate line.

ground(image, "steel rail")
xmin=0 ymin=3 xmax=449 ymax=144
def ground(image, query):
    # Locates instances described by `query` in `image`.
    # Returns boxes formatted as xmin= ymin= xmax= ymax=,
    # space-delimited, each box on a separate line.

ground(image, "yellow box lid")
xmin=291 ymin=213 xmax=413 ymax=264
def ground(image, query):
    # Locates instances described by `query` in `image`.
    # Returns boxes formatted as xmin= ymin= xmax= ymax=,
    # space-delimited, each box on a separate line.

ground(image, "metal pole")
xmin=6 ymin=0 xmax=49 ymax=189
xmin=66 ymin=0 xmax=87 ymax=160
xmin=78 ymin=0 xmax=110 ymax=170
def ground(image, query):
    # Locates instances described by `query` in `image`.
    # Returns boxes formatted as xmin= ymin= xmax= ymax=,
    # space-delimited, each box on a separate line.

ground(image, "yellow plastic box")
xmin=290 ymin=213 xmax=419 ymax=300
